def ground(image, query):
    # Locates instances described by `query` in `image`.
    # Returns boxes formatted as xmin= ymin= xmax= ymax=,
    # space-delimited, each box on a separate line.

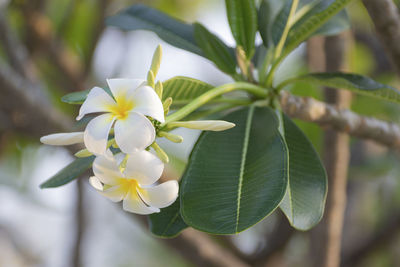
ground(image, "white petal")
xmin=40 ymin=132 xmax=84 ymax=146
xmin=92 ymin=153 xmax=123 ymax=185
xmin=114 ymin=112 xmax=155 ymax=154
xmin=169 ymin=120 xmax=236 ymax=131
xmin=101 ymin=185 xmax=127 ymax=202
xmin=138 ymin=180 xmax=179 ymax=209
xmin=77 ymin=87 xmax=116 ymax=120
xmin=124 ymin=150 xmax=164 ymax=186
xmin=106 ymin=79 xmax=145 ymax=102
xmin=89 ymin=176 xmax=103 ymax=191
xmin=122 ymin=188 xmax=159 ymax=214
xmin=131 ymin=85 xmax=165 ymax=122
xmin=84 ymin=114 xmax=115 ymax=155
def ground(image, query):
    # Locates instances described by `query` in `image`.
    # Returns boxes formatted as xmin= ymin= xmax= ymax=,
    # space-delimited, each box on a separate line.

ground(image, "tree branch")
xmin=362 ymin=0 xmax=400 ymax=75
xmin=280 ymin=91 xmax=400 ymax=150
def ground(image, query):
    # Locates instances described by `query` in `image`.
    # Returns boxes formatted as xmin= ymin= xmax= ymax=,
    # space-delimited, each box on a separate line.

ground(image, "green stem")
xmin=275 ymin=76 xmax=302 ymax=91
xmin=171 ymin=97 xmax=251 ymax=107
xmin=274 ymin=0 xmax=299 ymax=60
xmin=163 ymin=82 xmax=267 ymax=125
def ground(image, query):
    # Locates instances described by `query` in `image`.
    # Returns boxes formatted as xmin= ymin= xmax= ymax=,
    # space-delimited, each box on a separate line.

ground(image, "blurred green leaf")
xmin=285 ymin=0 xmax=352 ymax=56
xmin=149 ymin=196 xmax=187 ymax=238
xmin=225 ymin=0 xmax=258 ymax=58
xmin=193 ymin=23 xmax=237 ymax=75
xmin=258 ymin=0 xmax=273 ymax=46
xmin=40 ymin=156 xmax=95 ymax=188
xmin=287 ymin=72 xmax=400 ymax=103
xmin=280 ymin=114 xmax=327 ymax=230
xmin=61 ymin=87 xmax=112 ymax=105
xmin=181 ymin=106 xmax=288 ymax=234
xmin=106 ymin=4 xmax=203 ymax=56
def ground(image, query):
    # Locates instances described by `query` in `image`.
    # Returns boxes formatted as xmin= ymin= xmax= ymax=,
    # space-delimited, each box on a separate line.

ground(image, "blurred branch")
xmin=363 ymin=0 xmax=400 ymax=75
xmin=71 ymin=177 xmax=86 ymax=267
xmin=0 ymin=11 xmax=30 ymax=78
xmin=163 ymin=228 xmax=250 ymax=267
xmin=280 ymin=91 xmax=400 ymax=150
xmin=341 ymin=211 xmax=400 ymax=267
xmin=0 ymin=62 xmax=73 ymax=136
xmin=315 ymin=33 xmax=352 ymax=267
xmin=21 ymin=7 xmax=84 ymax=91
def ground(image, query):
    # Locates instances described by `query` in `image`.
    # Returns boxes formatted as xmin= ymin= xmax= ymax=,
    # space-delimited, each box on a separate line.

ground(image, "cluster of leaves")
xmin=41 ymin=0 xmax=400 ymax=237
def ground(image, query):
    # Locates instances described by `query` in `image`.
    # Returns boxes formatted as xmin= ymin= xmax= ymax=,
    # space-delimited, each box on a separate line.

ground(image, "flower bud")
xmin=168 ymin=120 xmax=235 ymax=131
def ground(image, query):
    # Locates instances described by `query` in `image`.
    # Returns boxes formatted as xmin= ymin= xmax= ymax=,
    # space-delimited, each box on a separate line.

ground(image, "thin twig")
xmin=363 ymin=0 xmax=400 ymax=75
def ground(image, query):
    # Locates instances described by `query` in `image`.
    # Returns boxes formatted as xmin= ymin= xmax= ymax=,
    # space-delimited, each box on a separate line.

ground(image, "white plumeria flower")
xmin=77 ymin=79 xmax=164 ymax=155
xmin=40 ymin=132 xmax=84 ymax=146
xmin=89 ymin=150 xmax=178 ymax=214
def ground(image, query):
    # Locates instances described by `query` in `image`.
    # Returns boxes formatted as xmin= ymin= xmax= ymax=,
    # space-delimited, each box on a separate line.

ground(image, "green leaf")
xmin=193 ymin=23 xmax=237 ymax=75
xmin=285 ymin=0 xmax=352 ymax=55
xmin=106 ymin=4 xmax=203 ymax=56
xmin=271 ymin=0 xmax=293 ymax=46
xmin=225 ymin=0 xmax=258 ymax=58
xmin=40 ymin=156 xmax=95 ymax=188
xmin=181 ymin=106 xmax=288 ymax=234
xmin=149 ymin=197 xmax=187 ymax=238
xmin=162 ymin=76 xmax=214 ymax=106
xmin=290 ymin=72 xmax=400 ymax=103
xmin=62 ymin=87 xmax=113 ymax=105
xmin=61 ymin=89 xmax=90 ymax=105
xmin=280 ymin=114 xmax=327 ymax=230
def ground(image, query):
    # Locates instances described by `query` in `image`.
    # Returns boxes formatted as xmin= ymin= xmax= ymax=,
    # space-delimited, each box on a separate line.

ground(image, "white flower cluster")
xmin=41 ymin=78 xmax=178 ymax=214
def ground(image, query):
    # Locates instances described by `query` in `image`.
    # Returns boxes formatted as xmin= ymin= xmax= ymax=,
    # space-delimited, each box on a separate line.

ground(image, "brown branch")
xmin=0 ymin=62 xmax=73 ymax=136
xmin=316 ymin=33 xmax=351 ymax=267
xmin=163 ymin=228 xmax=250 ymax=267
xmin=362 ymin=0 xmax=400 ymax=75
xmin=280 ymin=92 xmax=400 ymax=150
xmin=0 ymin=11 xmax=29 ymax=77
xmin=21 ymin=7 xmax=85 ymax=91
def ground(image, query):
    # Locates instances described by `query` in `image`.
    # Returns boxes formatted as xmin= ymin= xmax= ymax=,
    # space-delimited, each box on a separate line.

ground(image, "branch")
xmin=0 ymin=62 xmax=73 ymax=136
xmin=163 ymin=228 xmax=250 ymax=267
xmin=280 ymin=91 xmax=400 ymax=150
xmin=362 ymin=0 xmax=400 ymax=75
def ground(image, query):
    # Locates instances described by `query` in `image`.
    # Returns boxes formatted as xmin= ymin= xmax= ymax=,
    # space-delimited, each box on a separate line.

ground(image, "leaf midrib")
xmin=235 ymin=106 xmax=254 ymax=233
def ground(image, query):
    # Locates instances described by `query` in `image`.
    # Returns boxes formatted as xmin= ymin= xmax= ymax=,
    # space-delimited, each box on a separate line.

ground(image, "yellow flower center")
xmin=118 ymin=178 xmax=140 ymax=193
xmin=108 ymin=97 xmax=134 ymax=120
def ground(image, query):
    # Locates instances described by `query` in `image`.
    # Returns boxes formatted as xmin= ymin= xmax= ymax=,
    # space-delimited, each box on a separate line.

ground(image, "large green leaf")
xmin=106 ymin=4 xmax=203 ymax=56
xmin=284 ymin=0 xmax=352 ymax=55
xmin=225 ymin=0 xmax=258 ymax=58
xmin=40 ymin=156 xmax=95 ymax=188
xmin=149 ymin=196 xmax=187 ymax=238
xmin=271 ymin=0 xmax=293 ymax=46
xmin=181 ymin=106 xmax=288 ymax=234
xmin=193 ymin=23 xmax=237 ymax=75
xmin=291 ymin=72 xmax=400 ymax=103
xmin=162 ymin=76 xmax=214 ymax=105
xmin=280 ymin=115 xmax=327 ymax=230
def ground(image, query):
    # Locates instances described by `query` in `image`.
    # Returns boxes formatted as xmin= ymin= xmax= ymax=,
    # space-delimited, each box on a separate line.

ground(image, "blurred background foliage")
xmin=1 ymin=0 xmax=400 ymax=266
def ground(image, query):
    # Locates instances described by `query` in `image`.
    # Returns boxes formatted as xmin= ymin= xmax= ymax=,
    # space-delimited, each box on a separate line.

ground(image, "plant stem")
xmin=163 ymin=83 xmax=267 ymax=125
